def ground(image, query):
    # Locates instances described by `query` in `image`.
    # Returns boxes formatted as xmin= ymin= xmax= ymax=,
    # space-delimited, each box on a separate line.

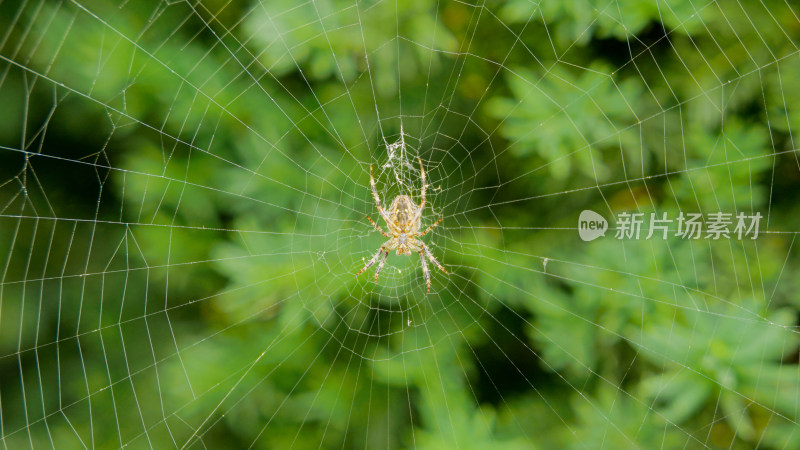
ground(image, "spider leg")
xmin=366 ymin=215 xmax=390 ymax=238
xmin=419 ymin=251 xmax=431 ymax=293
xmin=421 ymin=242 xmax=448 ymax=274
xmin=418 ymin=217 xmax=443 ymax=237
xmin=370 ymin=165 xmax=392 ymax=223
xmin=357 ymin=246 xmax=386 ymax=276
xmin=418 ymin=157 xmax=426 ymax=210
xmin=373 ymin=250 xmax=389 ymax=281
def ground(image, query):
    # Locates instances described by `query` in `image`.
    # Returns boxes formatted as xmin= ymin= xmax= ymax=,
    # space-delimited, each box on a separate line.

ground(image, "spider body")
xmin=385 ymin=195 xmax=417 ymax=255
xmin=357 ymin=157 xmax=447 ymax=293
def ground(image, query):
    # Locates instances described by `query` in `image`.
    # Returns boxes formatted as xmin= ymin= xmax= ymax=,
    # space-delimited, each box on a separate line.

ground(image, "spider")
xmin=357 ymin=157 xmax=447 ymax=293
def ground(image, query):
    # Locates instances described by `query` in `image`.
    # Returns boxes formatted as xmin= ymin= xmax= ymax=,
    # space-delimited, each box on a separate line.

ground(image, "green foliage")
xmin=1 ymin=0 xmax=799 ymax=448
xmin=499 ymin=0 xmax=709 ymax=45
xmin=634 ymin=298 xmax=798 ymax=444
xmin=487 ymin=64 xmax=641 ymax=180
xmin=243 ymin=0 xmax=458 ymax=92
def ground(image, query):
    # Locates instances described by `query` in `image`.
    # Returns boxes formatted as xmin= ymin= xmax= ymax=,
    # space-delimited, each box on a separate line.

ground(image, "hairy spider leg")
xmin=369 ymin=165 xmax=392 ymax=224
xmin=405 ymin=157 xmax=429 ymax=227
xmin=419 ymin=252 xmax=431 ymax=293
xmin=418 ymin=157 xmax=427 ymax=210
xmin=357 ymin=245 xmax=387 ymax=276
xmin=421 ymin=242 xmax=447 ymax=274
xmin=366 ymin=215 xmax=390 ymax=238
xmin=418 ymin=217 xmax=443 ymax=237
xmin=373 ymin=250 xmax=389 ymax=281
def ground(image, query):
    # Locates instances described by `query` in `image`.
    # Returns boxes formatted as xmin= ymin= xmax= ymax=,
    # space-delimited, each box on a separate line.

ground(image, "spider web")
xmin=1 ymin=0 xmax=799 ymax=448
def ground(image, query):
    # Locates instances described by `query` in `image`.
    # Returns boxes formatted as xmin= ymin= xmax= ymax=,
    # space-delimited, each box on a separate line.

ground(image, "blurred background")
xmin=1 ymin=0 xmax=799 ymax=448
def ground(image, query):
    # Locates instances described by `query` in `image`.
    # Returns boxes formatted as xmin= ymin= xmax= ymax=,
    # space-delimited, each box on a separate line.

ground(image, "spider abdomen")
xmin=389 ymin=195 xmax=417 ymax=228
